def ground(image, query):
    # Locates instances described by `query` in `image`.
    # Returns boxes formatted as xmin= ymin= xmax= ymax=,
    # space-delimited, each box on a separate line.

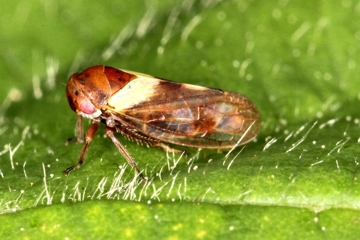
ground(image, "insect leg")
xmin=155 ymin=143 xmax=188 ymax=157
xmin=76 ymin=115 xmax=84 ymax=143
xmin=63 ymin=121 xmax=100 ymax=175
xmin=104 ymin=126 xmax=145 ymax=181
xmin=65 ymin=115 xmax=84 ymax=145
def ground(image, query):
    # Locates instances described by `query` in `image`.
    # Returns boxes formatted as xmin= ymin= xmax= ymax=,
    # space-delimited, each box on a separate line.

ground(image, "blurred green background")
xmin=1 ymin=0 xmax=360 ymax=239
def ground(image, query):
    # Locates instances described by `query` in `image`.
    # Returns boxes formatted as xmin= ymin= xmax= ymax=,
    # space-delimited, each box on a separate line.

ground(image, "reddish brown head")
xmin=66 ymin=65 xmax=137 ymax=119
xmin=66 ymin=65 xmax=111 ymax=119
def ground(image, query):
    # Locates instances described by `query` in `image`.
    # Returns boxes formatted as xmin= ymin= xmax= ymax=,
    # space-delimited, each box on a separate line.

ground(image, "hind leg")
xmin=154 ymin=143 xmax=188 ymax=157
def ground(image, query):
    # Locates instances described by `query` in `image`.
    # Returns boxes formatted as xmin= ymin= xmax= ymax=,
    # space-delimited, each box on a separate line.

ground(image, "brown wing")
xmin=110 ymin=79 xmax=260 ymax=149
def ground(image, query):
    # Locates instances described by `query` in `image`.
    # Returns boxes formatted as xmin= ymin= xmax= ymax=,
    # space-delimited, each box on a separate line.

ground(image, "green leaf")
xmin=1 ymin=0 xmax=360 ymax=239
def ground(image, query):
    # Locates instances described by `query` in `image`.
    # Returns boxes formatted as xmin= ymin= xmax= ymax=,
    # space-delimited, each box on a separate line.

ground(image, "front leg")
xmin=65 ymin=115 xmax=84 ymax=145
xmin=63 ymin=121 xmax=99 ymax=175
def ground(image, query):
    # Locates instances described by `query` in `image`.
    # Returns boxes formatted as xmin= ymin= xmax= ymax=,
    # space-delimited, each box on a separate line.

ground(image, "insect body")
xmin=64 ymin=65 xmax=261 ymax=179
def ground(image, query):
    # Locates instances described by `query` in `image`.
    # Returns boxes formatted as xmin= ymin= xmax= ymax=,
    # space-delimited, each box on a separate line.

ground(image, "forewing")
xmin=108 ymin=77 xmax=260 ymax=148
